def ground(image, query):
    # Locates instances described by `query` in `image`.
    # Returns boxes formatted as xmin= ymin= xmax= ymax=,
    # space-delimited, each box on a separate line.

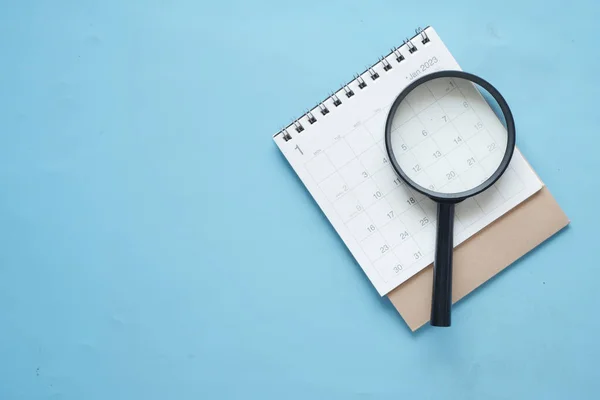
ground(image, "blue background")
xmin=0 ymin=0 xmax=596 ymax=398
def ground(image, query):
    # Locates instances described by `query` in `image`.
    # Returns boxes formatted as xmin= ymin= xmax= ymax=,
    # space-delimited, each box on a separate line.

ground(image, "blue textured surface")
xmin=0 ymin=1 xmax=596 ymax=399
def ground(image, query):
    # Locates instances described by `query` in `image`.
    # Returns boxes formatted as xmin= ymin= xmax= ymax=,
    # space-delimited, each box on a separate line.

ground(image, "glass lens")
xmin=388 ymin=77 xmax=509 ymax=195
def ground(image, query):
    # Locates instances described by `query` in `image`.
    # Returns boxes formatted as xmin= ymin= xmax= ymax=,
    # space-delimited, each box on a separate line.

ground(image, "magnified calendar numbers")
xmin=390 ymin=77 xmax=508 ymax=194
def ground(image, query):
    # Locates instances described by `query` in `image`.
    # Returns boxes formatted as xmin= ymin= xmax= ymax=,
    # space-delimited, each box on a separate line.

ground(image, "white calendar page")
xmin=274 ymin=27 xmax=543 ymax=296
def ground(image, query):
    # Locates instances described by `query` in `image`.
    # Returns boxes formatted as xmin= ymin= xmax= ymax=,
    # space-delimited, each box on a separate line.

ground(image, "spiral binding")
xmin=276 ymin=26 xmax=431 ymax=142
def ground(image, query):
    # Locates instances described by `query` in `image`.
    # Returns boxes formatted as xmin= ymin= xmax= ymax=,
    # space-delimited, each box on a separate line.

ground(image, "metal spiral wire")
xmin=278 ymin=26 xmax=433 ymax=142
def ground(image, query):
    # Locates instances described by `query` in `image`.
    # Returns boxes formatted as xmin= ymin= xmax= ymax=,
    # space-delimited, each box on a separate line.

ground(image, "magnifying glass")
xmin=384 ymin=70 xmax=515 ymax=327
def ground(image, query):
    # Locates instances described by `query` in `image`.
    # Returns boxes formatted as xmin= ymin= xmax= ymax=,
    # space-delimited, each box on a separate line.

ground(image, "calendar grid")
xmin=305 ymin=77 xmax=528 ymax=283
xmin=308 ymin=145 xmax=442 ymax=281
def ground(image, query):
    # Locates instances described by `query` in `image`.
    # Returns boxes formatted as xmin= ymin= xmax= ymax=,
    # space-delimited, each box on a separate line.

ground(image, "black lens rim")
xmin=384 ymin=70 xmax=516 ymax=203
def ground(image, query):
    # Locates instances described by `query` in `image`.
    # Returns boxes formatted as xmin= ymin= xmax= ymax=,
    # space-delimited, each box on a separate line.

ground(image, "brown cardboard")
xmin=387 ymin=186 xmax=569 ymax=331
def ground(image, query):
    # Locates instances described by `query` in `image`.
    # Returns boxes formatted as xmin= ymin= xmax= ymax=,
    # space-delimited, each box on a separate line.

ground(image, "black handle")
xmin=431 ymin=202 xmax=455 ymax=327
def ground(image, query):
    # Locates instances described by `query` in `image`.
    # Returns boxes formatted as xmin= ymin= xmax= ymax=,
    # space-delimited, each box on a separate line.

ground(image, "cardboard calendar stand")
xmin=387 ymin=174 xmax=569 ymax=331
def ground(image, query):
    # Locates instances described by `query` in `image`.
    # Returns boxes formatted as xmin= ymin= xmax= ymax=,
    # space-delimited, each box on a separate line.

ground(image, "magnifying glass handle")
xmin=431 ymin=202 xmax=455 ymax=327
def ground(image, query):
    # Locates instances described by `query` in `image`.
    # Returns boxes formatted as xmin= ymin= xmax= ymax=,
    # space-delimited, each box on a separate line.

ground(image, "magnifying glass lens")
xmin=388 ymin=77 xmax=509 ymax=197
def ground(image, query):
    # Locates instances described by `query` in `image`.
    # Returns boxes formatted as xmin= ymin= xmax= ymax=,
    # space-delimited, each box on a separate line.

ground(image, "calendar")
xmin=273 ymin=26 xmax=543 ymax=296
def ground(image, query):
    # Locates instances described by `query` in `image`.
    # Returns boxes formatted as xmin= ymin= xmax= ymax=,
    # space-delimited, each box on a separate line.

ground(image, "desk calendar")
xmin=273 ymin=26 xmax=543 ymax=295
